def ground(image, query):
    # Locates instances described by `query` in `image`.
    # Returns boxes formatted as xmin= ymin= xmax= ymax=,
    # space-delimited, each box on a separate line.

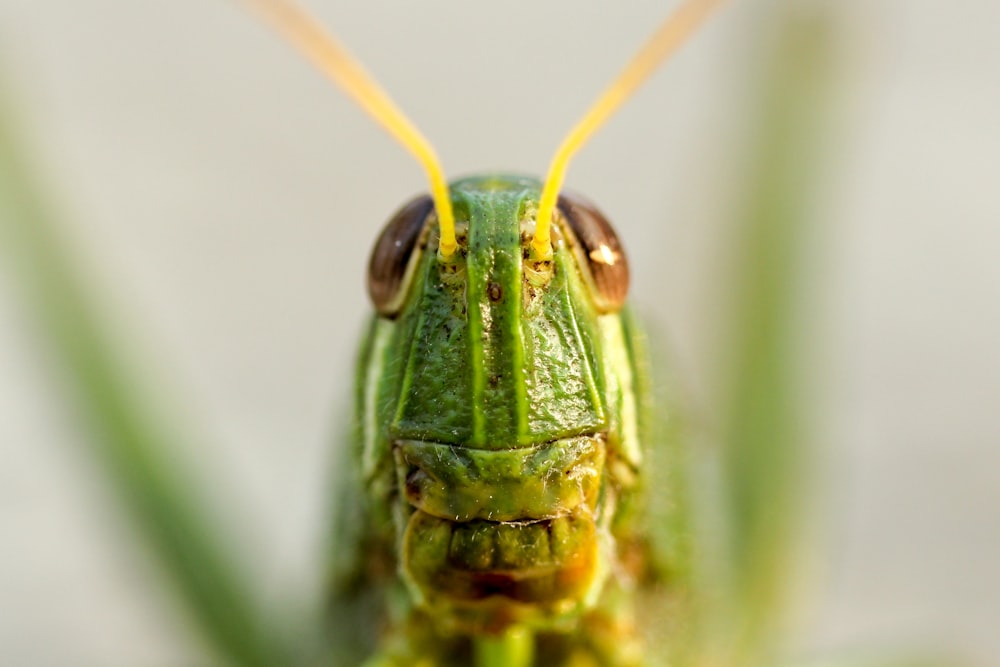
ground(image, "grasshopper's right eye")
xmin=558 ymin=193 xmax=630 ymax=313
xmin=368 ymin=195 xmax=434 ymax=316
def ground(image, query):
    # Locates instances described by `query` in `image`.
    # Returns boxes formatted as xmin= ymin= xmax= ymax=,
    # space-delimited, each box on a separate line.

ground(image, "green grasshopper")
xmin=335 ymin=176 xmax=667 ymax=666
xmin=3 ymin=1 xmax=914 ymax=666
xmin=236 ymin=0 xmax=724 ymax=663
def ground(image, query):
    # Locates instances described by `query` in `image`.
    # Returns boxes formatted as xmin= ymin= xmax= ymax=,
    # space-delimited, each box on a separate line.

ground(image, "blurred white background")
xmin=0 ymin=1 xmax=997 ymax=665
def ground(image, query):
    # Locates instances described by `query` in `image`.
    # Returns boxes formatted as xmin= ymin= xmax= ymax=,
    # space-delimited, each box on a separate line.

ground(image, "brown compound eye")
xmin=368 ymin=195 xmax=434 ymax=316
xmin=557 ymin=193 xmax=630 ymax=313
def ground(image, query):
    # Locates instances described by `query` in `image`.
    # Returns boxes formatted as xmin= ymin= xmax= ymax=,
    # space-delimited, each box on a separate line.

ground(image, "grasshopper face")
xmin=359 ymin=174 xmax=642 ymax=634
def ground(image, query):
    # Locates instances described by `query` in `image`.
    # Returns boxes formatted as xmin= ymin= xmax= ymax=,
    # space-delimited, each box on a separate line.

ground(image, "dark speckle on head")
xmin=487 ymin=282 xmax=503 ymax=303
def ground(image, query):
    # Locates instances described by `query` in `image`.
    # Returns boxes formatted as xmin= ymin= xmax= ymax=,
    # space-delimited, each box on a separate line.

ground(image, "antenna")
xmin=242 ymin=0 xmax=458 ymax=257
xmin=533 ymin=0 xmax=727 ymax=260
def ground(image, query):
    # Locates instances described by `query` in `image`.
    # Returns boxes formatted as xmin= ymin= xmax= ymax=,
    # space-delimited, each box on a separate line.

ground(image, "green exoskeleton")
xmin=334 ymin=176 xmax=673 ymax=665
xmin=239 ymin=0 xmax=724 ymax=664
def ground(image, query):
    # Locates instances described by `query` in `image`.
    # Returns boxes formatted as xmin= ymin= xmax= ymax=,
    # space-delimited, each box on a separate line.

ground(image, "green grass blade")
xmin=707 ymin=7 xmax=843 ymax=665
xmin=0 ymin=84 xmax=300 ymax=667
xmin=785 ymin=652 xmax=968 ymax=667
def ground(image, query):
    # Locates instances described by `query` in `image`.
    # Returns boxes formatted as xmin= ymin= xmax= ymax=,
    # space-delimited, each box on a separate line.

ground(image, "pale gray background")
xmin=1 ymin=1 xmax=997 ymax=665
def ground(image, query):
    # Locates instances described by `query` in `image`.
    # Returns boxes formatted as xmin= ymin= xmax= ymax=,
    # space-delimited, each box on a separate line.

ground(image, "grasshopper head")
xmin=366 ymin=174 xmax=634 ymax=631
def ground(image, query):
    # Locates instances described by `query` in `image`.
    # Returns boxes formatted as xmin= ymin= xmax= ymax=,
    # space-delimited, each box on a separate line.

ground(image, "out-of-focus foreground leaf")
xmin=786 ymin=652 xmax=966 ymax=667
xmin=0 ymin=82 xmax=300 ymax=667
xmin=699 ymin=6 xmax=840 ymax=666
xmin=692 ymin=7 xmax=966 ymax=667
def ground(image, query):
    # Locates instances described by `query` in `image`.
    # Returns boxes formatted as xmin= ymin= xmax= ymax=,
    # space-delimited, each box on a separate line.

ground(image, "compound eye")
xmin=368 ymin=195 xmax=434 ymax=316
xmin=557 ymin=193 xmax=630 ymax=312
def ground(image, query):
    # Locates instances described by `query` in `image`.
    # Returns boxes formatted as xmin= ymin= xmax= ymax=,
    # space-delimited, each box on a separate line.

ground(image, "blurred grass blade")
xmin=786 ymin=652 xmax=968 ymax=667
xmin=708 ymin=6 xmax=841 ymax=664
xmin=0 ymin=84 xmax=299 ymax=666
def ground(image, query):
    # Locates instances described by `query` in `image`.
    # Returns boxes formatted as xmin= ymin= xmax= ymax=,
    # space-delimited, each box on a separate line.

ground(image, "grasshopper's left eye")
xmin=558 ymin=193 xmax=630 ymax=312
xmin=368 ymin=195 xmax=434 ymax=316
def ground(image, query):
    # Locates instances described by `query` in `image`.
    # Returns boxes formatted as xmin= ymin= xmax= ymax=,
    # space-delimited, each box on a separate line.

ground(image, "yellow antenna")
xmin=533 ymin=0 xmax=727 ymax=260
xmin=242 ymin=0 xmax=458 ymax=257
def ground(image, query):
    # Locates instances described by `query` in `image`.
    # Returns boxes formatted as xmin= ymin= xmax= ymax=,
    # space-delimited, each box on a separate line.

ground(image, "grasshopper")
xmin=237 ymin=0 xmax=724 ymax=663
